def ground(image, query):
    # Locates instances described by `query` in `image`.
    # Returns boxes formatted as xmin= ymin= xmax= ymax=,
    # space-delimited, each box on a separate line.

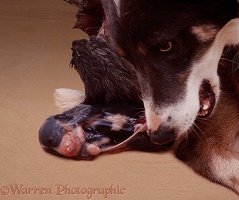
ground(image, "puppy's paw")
xmin=54 ymin=88 xmax=85 ymax=111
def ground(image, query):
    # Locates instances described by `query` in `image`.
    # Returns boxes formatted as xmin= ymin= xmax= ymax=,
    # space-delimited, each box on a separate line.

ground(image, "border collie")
xmin=102 ymin=0 xmax=239 ymax=145
xmin=51 ymin=0 xmax=239 ymax=195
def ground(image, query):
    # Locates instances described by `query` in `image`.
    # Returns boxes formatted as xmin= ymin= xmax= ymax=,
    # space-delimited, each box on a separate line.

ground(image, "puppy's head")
xmin=103 ymin=0 xmax=239 ymax=144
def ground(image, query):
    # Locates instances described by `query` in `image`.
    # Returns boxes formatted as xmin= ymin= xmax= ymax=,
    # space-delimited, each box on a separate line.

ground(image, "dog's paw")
xmin=54 ymin=88 xmax=85 ymax=111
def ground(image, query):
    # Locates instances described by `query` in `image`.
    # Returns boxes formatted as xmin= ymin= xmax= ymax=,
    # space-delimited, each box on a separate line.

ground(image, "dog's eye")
xmin=159 ymin=42 xmax=172 ymax=52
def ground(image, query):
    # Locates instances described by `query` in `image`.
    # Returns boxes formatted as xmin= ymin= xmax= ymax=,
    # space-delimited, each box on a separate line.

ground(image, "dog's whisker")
xmin=220 ymin=58 xmax=238 ymax=65
xmin=193 ymin=122 xmax=208 ymax=142
xmin=189 ymin=126 xmax=203 ymax=142
xmin=196 ymin=118 xmax=213 ymax=127
xmin=123 ymin=10 xmax=132 ymax=18
xmin=185 ymin=130 xmax=190 ymax=145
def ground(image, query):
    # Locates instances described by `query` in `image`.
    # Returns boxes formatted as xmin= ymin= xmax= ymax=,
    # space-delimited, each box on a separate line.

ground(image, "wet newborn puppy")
xmin=39 ymin=103 xmax=147 ymax=158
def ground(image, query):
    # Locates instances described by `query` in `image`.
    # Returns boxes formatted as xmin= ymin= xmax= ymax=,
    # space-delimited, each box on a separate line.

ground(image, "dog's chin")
xmin=197 ymin=79 xmax=216 ymax=118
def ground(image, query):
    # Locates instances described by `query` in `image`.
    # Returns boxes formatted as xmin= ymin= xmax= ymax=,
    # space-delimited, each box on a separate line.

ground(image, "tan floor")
xmin=0 ymin=0 xmax=238 ymax=199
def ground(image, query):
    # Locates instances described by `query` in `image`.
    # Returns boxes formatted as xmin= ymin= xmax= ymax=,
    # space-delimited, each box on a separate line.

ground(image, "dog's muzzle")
xmin=148 ymin=79 xmax=216 ymax=145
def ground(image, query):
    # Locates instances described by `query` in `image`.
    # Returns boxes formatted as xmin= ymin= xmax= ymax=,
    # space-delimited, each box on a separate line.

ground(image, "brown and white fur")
xmin=176 ymin=46 xmax=239 ymax=194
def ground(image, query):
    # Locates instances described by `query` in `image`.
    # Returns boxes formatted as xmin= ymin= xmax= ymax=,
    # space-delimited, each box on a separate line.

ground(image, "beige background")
xmin=0 ymin=0 xmax=238 ymax=199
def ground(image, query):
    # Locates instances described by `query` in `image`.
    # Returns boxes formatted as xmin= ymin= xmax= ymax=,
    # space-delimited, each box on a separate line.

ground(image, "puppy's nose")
xmin=149 ymin=126 xmax=176 ymax=145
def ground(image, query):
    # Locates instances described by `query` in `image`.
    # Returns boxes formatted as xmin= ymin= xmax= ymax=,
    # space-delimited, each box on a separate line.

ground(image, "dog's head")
xmin=103 ymin=0 xmax=239 ymax=144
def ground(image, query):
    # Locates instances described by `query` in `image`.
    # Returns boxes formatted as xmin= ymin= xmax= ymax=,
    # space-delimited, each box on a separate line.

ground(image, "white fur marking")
xmin=54 ymin=88 xmax=85 ymax=111
xmin=212 ymin=156 xmax=239 ymax=193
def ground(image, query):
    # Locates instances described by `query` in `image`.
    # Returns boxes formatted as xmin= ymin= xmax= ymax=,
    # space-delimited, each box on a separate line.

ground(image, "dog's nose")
xmin=149 ymin=126 xmax=176 ymax=145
